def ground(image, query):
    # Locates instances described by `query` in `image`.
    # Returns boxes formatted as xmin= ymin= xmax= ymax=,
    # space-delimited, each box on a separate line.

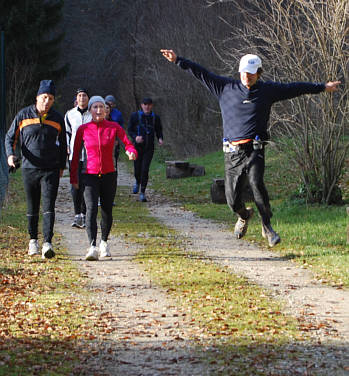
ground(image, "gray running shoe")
xmin=71 ymin=215 xmax=82 ymax=228
xmin=234 ymin=207 xmax=254 ymax=239
xmin=262 ymin=224 xmax=281 ymax=247
xmin=80 ymin=214 xmax=86 ymax=229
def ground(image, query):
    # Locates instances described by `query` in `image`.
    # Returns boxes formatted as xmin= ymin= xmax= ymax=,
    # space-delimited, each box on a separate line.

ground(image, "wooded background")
xmin=56 ymin=0 xmax=241 ymax=156
xmin=1 ymin=0 xmax=348 ymax=204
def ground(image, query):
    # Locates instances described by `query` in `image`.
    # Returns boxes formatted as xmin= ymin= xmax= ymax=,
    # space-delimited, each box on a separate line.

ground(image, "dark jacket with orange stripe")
xmin=5 ymin=104 xmax=67 ymax=170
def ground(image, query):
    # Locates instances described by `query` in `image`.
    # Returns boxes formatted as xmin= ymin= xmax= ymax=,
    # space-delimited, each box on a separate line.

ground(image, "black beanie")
xmin=37 ymin=80 xmax=56 ymax=96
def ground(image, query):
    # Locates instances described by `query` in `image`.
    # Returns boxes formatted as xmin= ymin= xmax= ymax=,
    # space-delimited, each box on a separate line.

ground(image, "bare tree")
xmin=6 ymin=56 xmax=35 ymax=123
xmin=208 ymin=0 xmax=349 ymax=204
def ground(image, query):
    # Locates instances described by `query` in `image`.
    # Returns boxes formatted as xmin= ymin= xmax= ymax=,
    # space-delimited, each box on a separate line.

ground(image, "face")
xmin=36 ymin=93 xmax=55 ymax=115
xmin=90 ymin=102 xmax=106 ymax=122
xmin=106 ymin=101 xmax=115 ymax=109
xmin=141 ymin=102 xmax=153 ymax=114
xmin=240 ymin=71 xmax=259 ymax=89
xmin=105 ymin=103 xmax=111 ymax=118
xmin=77 ymin=92 xmax=89 ymax=109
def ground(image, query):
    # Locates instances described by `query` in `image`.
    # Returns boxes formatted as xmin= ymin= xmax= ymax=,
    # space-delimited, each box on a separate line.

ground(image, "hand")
xmin=158 ymin=138 xmax=163 ymax=146
xmin=7 ymin=155 xmax=16 ymax=168
xmin=126 ymin=151 xmax=136 ymax=160
xmin=72 ymin=183 xmax=79 ymax=189
xmin=59 ymin=169 xmax=64 ymax=178
xmin=160 ymin=49 xmax=177 ymax=63
xmin=325 ymin=81 xmax=341 ymax=92
xmin=135 ymin=136 xmax=144 ymax=143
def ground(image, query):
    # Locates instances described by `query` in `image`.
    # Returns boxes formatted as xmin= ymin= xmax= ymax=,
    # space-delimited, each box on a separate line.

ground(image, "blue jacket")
xmin=176 ymin=57 xmax=326 ymax=141
xmin=110 ymin=108 xmax=124 ymax=128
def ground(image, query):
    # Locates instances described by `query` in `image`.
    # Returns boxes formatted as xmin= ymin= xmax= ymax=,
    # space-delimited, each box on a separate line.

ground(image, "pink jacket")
xmin=70 ymin=119 xmax=137 ymax=184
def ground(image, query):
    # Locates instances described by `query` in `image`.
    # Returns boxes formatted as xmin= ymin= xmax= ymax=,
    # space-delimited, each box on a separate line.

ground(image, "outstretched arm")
xmin=325 ymin=81 xmax=341 ymax=93
xmin=160 ymin=49 xmax=177 ymax=63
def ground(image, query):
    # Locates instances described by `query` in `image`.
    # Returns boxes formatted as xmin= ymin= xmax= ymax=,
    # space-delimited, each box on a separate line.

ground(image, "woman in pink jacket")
xmin=70 ymin=96 xmax=137 ymax=261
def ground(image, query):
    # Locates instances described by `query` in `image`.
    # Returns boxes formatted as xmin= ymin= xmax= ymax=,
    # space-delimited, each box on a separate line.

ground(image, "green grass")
xmin=148 ymin=147 xmax=349 ymax=287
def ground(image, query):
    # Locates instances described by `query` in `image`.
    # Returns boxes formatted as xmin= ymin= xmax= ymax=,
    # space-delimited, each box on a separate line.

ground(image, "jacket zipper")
xmin=98 ymin=124 xmax=102 ymax=177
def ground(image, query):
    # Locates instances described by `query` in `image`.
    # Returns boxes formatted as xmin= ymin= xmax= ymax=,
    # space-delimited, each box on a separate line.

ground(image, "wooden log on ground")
xmin=165 ymin=161 xmax=205 ymax=179
xmin=210 ymin=178 xmax=227 ymax=204
xmin=189 ymin=164 xmax=205 ymax=177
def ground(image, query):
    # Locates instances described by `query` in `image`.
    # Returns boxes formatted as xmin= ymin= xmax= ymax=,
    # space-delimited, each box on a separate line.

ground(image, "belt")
xmin=223 ymin=141 xmax=253 ymax=153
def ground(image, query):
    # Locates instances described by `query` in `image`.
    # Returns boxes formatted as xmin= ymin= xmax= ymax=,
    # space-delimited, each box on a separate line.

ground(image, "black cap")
xmin=142 ymin=97 xmax=153 ymax=104
xmin=76 ymin=88 xmax=89 ymax=97
xmin=37 ymin=80 xmax=56 ymax=96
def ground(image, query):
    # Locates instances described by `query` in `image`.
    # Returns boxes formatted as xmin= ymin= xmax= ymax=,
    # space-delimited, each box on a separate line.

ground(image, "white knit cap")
xmin=88 ymin=96 xmax=105 ymax=110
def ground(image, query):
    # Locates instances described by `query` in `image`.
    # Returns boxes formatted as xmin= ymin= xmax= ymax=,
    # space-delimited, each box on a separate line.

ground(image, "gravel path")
xmin=54 ymin=163 xmax=349 ymax=375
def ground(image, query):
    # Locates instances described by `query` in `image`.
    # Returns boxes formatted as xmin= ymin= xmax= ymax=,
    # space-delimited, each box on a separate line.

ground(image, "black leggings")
xmin=82 ymin=172 xmax=117 ymax=246
xmin=22 ymin=168 xmax=60 ymax=243
xmin=70 ymin=161 xmax=86 ymax=215
xmin=224 ymin=148 xmax=272 ymax=225
xmin=133 ymin=146 xmax=154 ymax=193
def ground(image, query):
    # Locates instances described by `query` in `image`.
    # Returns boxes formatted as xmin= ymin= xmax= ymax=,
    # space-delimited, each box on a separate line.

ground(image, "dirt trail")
xmin=55 ymin=171 xmax=210 ymax=376
xmin=147 ymin=197 xmax=349 ymax=342
xmin=55 ymin=163 xmax=349 ymax=375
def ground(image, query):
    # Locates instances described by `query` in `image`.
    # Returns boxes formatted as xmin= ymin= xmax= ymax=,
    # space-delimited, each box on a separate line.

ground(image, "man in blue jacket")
xmin=6 ymin=80 xmax=67 ymax=258
xmin=161 ymin=49 xmax=340 ymax=247
xmin=128 ymin=97 xmax=163 ymax=202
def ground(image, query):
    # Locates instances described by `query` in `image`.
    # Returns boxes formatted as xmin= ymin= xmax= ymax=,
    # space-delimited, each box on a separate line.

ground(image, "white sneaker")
xmin=42 ymin=242 xmax=55 ymax=259
xmin=85 ymin=246 xmax=99 ymax=261
xmin=99 ymin=240 xmax=111 ymax=258
xmin=28 ymin=239 xmax=40 ymax=256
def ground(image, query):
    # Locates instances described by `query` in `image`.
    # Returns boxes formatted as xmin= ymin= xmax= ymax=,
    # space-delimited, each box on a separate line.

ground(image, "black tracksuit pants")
xmin=82 ymin=172 xmax=117 ymax=246
xmin=22 ymin=168 xmax=60 ymax=243
xmin=70 ymin=161 xmax=86 ymax=215
xmin=133 ymin=146 xmax=154 ymax=193
xmin=224 ymin=147 xmax=272 ymax=225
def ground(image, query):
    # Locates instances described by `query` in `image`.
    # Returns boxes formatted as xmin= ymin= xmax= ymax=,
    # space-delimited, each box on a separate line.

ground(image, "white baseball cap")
xmin=239 ymin=54 xmax=262 ymax=74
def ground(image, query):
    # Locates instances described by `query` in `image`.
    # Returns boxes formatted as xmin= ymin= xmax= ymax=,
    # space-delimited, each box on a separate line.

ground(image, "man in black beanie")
xmin=5 ymin=80 xmax=67 ymax=259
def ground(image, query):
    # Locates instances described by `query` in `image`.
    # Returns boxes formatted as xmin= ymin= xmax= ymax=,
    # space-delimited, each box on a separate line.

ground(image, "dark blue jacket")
xmin=5 ymin=104 xmax=67 ymax=170
xmin=110 ymin=108 xmax=124 ymax=128
xmin=128 ymin=111 xmax=163 ymax=149
xmin=176 ymin=57 xmax=326 ymax=141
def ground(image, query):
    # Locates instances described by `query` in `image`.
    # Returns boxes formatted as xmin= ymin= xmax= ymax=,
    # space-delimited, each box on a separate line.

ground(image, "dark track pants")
xmin=224 ymin=148 xmax=272 ymax=225
xmin=22 ymin=168 xmax=60 ymax=243
xmin=82 ymin=172 xmax=117 ymax=246
xmin=133 ymin=146 xmax=154 ymax=193
xmin=70 ymin=161 xmax=86 ymax=215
